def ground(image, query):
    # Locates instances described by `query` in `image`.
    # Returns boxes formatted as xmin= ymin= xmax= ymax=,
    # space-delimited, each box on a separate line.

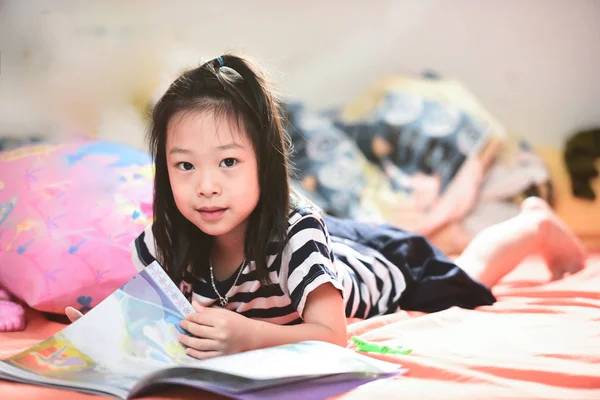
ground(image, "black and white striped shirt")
xmin=131 ymin=207 xmax=407 ymax=325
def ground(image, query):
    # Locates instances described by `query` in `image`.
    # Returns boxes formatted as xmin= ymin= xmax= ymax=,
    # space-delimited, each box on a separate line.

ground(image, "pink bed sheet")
xmin=2 ymin=255 xmax=599 ymax=400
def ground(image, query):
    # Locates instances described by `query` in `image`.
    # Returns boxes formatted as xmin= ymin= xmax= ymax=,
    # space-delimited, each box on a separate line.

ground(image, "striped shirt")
xmin=131 ymin=207 xmax=407 ymax=325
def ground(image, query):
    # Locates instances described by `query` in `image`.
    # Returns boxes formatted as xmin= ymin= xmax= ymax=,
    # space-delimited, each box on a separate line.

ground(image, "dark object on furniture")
xmin=564 ymin=128 xmax=600 ymax=200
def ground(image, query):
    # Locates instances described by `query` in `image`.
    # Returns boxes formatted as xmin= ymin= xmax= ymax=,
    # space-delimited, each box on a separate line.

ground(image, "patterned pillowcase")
xmin=286 ymin=104 xmax=398 ymax=223
xmin=334 ymin=75 xmax=506 ymax=234
xmin=338 ymin=91 xmax=491 ymax=196
xmin=0 ymin=139 xmax=153 ymax=314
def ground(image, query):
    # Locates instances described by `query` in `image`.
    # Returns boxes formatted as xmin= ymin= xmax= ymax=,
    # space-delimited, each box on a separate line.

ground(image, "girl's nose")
xmin=196 ymin=173 xmax=221 ymax=197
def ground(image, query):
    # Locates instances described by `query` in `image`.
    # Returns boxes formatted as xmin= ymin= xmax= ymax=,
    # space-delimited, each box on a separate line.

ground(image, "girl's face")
xmin=166 ymin=110 xmax=260 ymax=243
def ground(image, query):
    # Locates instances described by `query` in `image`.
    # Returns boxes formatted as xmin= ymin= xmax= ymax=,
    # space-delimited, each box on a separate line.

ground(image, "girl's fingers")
xmin=185 ymin=348 xmax=222 ymax=360
xmin=179 ymin=335 xmax=220 ymax=352
xmin=65 ymin=307 xmax=83 ymax=323
xmin=180 ymin=320 xmax=218 ymax=339
xmin=186 ymin=307 xmax=220 ymax=327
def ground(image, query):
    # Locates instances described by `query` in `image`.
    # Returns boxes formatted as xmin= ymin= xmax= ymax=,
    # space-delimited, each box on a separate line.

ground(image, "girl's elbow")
xmin=330 ymin=327 xmax=349 ymax=348
xmin=312 ymin=323 xmax=347 ymax=347
xmin=336 ymin=335 xmax=349 ymax=348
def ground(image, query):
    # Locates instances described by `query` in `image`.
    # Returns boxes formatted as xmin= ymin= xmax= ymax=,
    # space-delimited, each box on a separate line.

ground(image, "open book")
xmin=0 ymin=262 xmax=407 ymax=399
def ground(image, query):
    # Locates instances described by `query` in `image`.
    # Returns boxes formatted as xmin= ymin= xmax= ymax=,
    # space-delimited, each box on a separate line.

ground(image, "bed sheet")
xmin=1 ymin=255 xmax=599 ymax=400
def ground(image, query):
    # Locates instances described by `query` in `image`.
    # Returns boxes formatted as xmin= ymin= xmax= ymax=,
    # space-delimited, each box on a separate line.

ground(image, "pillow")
xmin=336 ymin=74 xmax=506 ymax=236
xmin=285 ymin=103 xmax=402 ymax=224
xmin=0 ymin=139 xmax=154 ymax=314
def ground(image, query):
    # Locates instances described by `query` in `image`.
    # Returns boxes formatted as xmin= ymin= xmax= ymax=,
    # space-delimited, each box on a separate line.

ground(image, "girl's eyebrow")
xmin=168 ymin=147 xmax=191 ymax=155
xmin=216 ymin=143 xmax=245 ymax=151
xmin=168 ymin=143 xmax=244 ymax=155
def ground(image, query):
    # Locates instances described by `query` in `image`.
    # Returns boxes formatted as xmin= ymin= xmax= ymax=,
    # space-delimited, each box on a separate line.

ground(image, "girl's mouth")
xmin=197 ymin=208 xmax=227 ymax=221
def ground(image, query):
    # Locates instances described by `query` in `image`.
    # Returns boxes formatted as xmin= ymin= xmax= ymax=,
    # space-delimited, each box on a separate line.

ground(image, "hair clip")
xmin=216 ymin=56 xmax=224 ymax=67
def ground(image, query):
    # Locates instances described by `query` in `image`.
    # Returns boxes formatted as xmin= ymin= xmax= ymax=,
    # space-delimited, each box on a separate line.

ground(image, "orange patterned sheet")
xmin=2 ymin=255 xmax=599 ymax=400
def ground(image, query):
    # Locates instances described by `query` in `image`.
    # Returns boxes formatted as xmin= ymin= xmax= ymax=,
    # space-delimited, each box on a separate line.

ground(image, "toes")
xmin=0 ymin=301 xmax=26 ymax=332
xmin=0 ymin=316 xmax=25 ymax=332
xmin=548 ymin=259 xmax=586 ymax=281
xmin=0 ymin=289 xmax=10 ymax=301
xmin=565 ymin=260 xmax=586 ymax=274
xmin=520 ymin=196 xmax=550 ymax=212
xmin=550 ymin=267 xmax=566 ymax=281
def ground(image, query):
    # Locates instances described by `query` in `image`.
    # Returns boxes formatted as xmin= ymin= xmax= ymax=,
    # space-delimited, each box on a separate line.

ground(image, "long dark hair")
xmin=148 ymin=54 xmax=291 ymax=285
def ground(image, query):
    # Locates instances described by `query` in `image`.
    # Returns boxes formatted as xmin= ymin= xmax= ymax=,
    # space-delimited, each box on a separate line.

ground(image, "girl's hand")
xmin=179 ymin=301 xmax=256 ymax=359
xmin=65 ymin=306 xmax=83 ymax=323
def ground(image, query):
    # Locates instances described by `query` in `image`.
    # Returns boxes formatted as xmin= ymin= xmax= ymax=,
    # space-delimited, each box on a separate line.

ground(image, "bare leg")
xmin=455 ymin=197 xmax=587 ymax=288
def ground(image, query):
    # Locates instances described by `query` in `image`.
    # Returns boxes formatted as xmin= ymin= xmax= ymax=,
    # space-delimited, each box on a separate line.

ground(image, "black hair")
xmin=148 ymin=54 xmax=291 ymax=285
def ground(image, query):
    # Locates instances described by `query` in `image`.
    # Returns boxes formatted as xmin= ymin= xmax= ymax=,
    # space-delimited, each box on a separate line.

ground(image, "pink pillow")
xmin=0 ymin=140 xmax=153 ymax=314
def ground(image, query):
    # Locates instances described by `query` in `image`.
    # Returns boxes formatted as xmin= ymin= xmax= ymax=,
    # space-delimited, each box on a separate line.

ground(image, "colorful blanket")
xmin=286 ymin=74 xmax=552 ymax=254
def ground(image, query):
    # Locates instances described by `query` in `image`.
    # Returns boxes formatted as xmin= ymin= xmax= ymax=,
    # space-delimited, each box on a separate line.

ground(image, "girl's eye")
xmin=176 ymin=162 xmax=195 ymax=171
xmin=220 ymin=158 xmax=238 ymax=168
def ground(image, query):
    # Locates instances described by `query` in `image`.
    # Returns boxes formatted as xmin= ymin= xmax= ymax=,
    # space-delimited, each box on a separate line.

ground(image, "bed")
xmin=2 ymin=254 xmax=599 ymax=400
xmin=2 ymin=70 xmax=599 ymax=399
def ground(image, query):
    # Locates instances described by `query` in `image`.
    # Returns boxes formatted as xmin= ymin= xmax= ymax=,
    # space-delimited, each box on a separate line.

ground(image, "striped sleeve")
xmin=279 ymin=214 xmax=344 ymax=318
xmin=130 ymin=224 xmax=157 ymax=272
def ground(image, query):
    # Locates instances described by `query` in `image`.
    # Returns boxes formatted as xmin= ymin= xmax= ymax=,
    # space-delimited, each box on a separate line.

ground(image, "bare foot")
xmin=520 ymin=197 xmax=587 ymax=280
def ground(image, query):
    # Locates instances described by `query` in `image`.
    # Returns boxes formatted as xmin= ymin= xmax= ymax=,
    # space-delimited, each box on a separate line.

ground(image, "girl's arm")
xmin=180 ymin=214 xmax=349 ymax=358
xmin=249 ymin=283 xmax=348 ymax=349
xmin=179 ymin=283 xmax=348 ymax=359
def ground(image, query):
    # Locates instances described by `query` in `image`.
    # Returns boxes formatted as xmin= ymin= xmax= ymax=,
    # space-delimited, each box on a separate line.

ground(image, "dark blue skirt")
xmin=322 ymin=215 xmax=497 ymax=313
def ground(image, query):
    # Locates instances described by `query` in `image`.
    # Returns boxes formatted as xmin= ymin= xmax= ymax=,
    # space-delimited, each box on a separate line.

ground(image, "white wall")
xmin=0 ymin=0 xmax=599 ymax=148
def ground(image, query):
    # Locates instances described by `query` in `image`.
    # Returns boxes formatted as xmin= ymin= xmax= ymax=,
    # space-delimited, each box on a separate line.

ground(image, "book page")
xmin=0 ymin=261 xmax=404 ymax=396
xmin=185 ymin=341 xmax=401 ymax=380
xmin=0 ymin=262 xmax=195 ymax=392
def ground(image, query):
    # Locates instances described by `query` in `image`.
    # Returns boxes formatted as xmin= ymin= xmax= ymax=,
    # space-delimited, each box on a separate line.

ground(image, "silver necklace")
xmin=209 ymin=258 xmax=246 ymax=307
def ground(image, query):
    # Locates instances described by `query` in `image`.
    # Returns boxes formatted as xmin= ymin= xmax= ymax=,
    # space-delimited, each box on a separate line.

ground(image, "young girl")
xmin=67 ymin=54 xmax=587 ymax=360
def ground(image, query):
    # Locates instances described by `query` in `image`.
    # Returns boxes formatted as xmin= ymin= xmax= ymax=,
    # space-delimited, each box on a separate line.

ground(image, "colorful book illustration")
xmin=0 ymin=262 xmax=407 ymax=399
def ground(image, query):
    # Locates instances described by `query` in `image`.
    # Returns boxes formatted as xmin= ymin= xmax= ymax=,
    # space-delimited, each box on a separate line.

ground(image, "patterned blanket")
xmin=286 ymin=74 xmax=552 ymax=253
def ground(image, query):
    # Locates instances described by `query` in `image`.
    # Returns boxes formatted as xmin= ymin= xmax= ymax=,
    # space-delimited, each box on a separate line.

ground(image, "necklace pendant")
xmin=219 ymin=298 xmax=228 ymax=307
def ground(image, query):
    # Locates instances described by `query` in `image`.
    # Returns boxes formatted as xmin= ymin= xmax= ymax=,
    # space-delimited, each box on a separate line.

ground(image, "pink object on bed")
xmin=0 ymin=140 xmax=153 ymax=314
xmin=0 ymin=288 xmax=26 ymax=332
xmin=1 ymin=255 xmax=599 ymax=399
xmin=0 ymin=300 xmax=25 ymax=332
